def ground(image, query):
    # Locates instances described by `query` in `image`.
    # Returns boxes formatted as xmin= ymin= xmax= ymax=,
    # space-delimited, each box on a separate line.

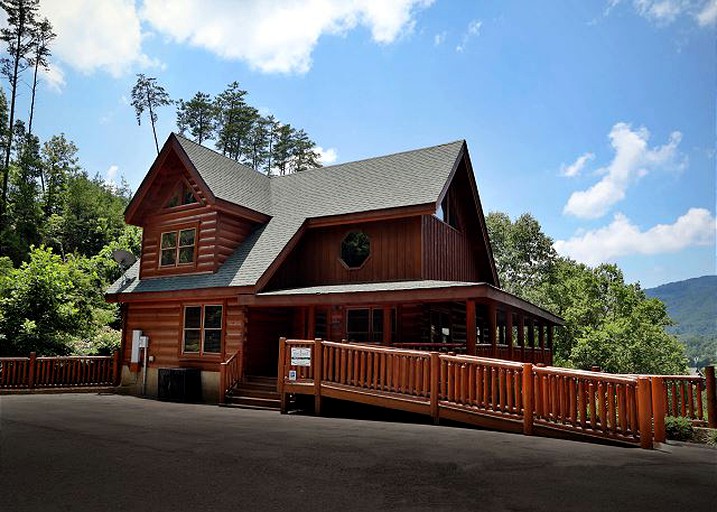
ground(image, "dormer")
xmin=124 ymin=134 xmax=271 ymax=280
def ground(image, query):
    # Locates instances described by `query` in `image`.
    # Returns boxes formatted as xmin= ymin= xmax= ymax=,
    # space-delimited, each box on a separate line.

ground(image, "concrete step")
xmin=225 ymin=395 xmax=281 ymax=410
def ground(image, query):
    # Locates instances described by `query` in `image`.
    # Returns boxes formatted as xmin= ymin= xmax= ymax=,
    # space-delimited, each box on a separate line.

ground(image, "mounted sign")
xmin=288 ymin=370 xmax=297 ymax=381
xmin=290 ymin=347 xmax=312 ymax=367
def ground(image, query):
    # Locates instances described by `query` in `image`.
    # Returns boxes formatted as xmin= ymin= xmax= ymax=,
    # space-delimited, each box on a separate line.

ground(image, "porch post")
xmin=527 ymin=319 xmax=535 ymax=363
xmin=382 ymin=306 xmax=392 ymax=346
xmin=518 ymin=314 xmax=525 ymax=362
xmin=488 ymin=302 xmax=497 ymax=358
xmin=307 ymin=305 xmax=316 ymax=340
xmin=538 ymin=323 xmax=545 ymax=364
xmin=506 ymin=310 xmax=514 ymax=361
xmin=466 ymin=300 xmax=476 ymax=356
xmin=547 ymin=325 xmax=554 ymax=365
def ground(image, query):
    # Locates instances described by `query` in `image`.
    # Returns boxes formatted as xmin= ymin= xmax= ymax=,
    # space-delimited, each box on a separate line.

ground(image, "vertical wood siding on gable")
xmin=264 ymin=217 xmax=423 ymax=291
xmin=421 ymin=214 xmax=480 ymax=282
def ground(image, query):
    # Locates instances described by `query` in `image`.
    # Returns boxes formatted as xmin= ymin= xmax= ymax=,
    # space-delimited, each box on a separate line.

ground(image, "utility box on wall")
xmin=157 ymin=368 xmax=202 ymax=402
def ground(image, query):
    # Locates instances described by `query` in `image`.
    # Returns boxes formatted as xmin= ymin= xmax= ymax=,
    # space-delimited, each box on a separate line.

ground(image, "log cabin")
xmin=106 ymin=134 xmax=562 ymax=402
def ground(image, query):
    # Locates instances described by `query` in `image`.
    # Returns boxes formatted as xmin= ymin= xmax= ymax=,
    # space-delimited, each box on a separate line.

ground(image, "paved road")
xmin=1 ymin=394 xmax=715 ymax=511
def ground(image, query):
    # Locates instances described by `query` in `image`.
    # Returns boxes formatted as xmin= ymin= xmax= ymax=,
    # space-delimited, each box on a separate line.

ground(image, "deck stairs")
xmin=225 ymin=375 xmax=281 ymax=410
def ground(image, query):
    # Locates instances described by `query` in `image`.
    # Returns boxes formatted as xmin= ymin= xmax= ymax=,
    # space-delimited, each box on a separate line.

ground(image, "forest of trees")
xmin=485 ymin=212 xmax=688 ymax=374
xmin=132 ymin=76 xmax=322 ymax=175
xmin=0 ymin=0 xmax=695 ymax=376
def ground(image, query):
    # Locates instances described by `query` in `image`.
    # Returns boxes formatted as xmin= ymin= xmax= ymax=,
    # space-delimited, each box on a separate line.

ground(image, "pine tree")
xmin=130 ymin=74 xmax=172 ymax=154
xmin=291 ymin=129 xmax=322 ymax=172
xmin=176 ymin=91 xmax=217 ymax=145
xmin=27 ymin=17 xmax=54 ymax=140
xmin=214 ymin=81 xmax=248 ymax=160
xmin=0 ymin=0 xmax=40 ymax=239
xmin=273 ymin=123 xmax=295 ymax=176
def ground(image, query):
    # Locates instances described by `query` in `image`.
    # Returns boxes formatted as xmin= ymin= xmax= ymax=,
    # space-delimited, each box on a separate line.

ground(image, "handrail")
xmin=277 ymin=339 xmax=716 ymax=449
xmin=0 ymin=351 xmax=120 ymax=390
xmin=219 ymin=349 xmax=242 ymax=404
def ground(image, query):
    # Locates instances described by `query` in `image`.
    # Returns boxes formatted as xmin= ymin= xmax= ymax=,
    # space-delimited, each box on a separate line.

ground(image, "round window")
xmin=340 ymin=231 xmax=370 ymax=268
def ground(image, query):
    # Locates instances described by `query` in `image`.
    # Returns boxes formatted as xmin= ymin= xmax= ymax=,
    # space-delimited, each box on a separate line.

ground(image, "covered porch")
xmin=243 ymin=280 xmax=562 ymax=367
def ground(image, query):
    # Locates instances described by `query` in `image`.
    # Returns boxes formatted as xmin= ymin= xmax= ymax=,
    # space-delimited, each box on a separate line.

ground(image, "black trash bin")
xmin=157 ymin=368 xmax=202 ymax=402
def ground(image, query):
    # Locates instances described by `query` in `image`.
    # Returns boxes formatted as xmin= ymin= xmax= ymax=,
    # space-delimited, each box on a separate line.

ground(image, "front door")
xmin=245 ymin=308 xmax=294 ymax=377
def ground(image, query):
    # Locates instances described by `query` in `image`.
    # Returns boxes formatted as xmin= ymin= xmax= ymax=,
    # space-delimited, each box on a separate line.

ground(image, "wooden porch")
xmin=263 ymin=339 xmax=717 ymax=450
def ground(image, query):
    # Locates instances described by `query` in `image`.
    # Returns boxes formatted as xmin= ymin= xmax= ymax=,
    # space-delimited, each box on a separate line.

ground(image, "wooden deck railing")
xmin=277 ymin=339 xmax=717 ymax=449
xmin=219 ymin=350 xmax=242 ymax=404
xmin=0 ymin=351 xmax=120 ymax=390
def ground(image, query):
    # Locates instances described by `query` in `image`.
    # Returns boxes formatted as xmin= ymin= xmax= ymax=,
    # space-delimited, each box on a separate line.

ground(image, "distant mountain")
xmin=645 ymin=276 xmax=716 ymax=337
xmin=646 ymin=276 xmax=716 ymax=367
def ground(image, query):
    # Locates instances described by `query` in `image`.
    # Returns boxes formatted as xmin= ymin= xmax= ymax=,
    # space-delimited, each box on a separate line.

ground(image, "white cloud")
xmin=563 ymin=123 xmax=685 ymax=219
xmin=40 ymin=0 xmax=158 ymax=78
xmin=554 ymin=208 xmax=716 ymax=265
xmin=316 ymin=146 xmax=338 ymax=166
xmin=606 ymin=0 xmax=716 ymax=27
xmin=633 ymin=0 xmax=685 ymax=24
xmin=104 ymin=164 xmax=120 ymax=188
xmin=697 ymin=0 xmax=717 ymax=25
xmin=560 ymin=152 xmax=595 ymax=178
xmin=434 ymin=31 xmax=446 ymax=45
xmin=140 ymin=0 xmax=433 ymax=75
xmin=39 ymin=62 xmax=65 ymax=92
xmin=456 ymin=19 xmax=482 ymax=52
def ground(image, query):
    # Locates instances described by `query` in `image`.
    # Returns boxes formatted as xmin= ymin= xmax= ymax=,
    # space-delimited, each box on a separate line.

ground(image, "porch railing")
xmin=0 ymin=351 xmax=120 ymax=390
xmin=277 ymin=338 xmax=717 ymax=448
xmin=219 ymin=350 xmax=242 ymax=404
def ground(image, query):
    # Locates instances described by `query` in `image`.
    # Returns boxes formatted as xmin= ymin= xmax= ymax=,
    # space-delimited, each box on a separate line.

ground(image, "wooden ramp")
xmin=274 ymin=339 xmax=716 ymax=449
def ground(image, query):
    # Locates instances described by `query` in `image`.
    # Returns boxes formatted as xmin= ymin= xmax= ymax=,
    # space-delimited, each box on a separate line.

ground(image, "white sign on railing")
xmin=290 ymin=347 xmax=312 ymax=367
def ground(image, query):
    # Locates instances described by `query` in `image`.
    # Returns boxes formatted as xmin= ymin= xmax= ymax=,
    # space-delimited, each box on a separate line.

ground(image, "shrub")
xmin=664 ymin=416 xmax=694 ymax=441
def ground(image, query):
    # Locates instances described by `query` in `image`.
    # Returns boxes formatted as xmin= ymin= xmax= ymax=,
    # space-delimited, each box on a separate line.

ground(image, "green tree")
xmin=26 ymin=16 xmax=54 ymax=137
xmin=0 ymin=246 xmax=116 ymax=356
xmin=0 ymin=0 xmax=40 ymax=233
xmin=273 ymin=123 xmax=295 ymax=176
xmin=130 ymin=73 xmax=172 ymax=154
xmin=176 ymin=91 xmax=216 ymax=145
xmin=214 ymin=81 xmax=248 ymax=160
xmin=40 ymin=133 xmax=80 ymax=216
xmin=291 ymin=128 xmax=321 ymax=172
xmin=486 ymin=211 xmax=688 ymax=374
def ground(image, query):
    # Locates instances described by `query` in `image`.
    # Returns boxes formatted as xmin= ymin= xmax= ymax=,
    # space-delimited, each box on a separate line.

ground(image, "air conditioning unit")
xmin=158 ymin=368 xmax=202 ymax=402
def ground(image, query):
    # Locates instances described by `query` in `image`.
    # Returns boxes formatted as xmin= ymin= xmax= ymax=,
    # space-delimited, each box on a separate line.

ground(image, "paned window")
xmin=160 ymin=228 xmax=196 ymax=267
xmin=346 ymin=308 xmax=396 ymax=343
xmin=183 ymin=305 xmax=223 ymax=354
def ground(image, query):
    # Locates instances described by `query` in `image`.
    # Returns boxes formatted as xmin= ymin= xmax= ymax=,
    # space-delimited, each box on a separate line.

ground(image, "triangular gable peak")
xmin=434 ymin=146 xmax=500 ymax=287
xmin=125 ymin=135 xmax=215 ymax=227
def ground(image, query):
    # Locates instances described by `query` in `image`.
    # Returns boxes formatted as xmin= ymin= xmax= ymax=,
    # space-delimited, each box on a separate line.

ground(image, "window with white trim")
xmin=183 ymin=305 xmax=223 ymax=354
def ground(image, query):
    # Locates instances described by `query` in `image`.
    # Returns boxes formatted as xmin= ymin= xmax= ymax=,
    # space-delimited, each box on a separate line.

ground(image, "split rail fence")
xmin=277 ymin=338 xmax=717 ymax=449
xmin=0 ymin=351 xmax=121 ymax=390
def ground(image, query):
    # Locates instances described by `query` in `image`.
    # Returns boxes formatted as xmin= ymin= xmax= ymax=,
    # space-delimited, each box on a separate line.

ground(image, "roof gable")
xmin=112 ymin=136 xmax=495 ymax=294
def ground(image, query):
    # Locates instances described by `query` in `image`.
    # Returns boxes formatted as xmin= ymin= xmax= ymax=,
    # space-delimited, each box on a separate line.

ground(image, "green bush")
xmin=707 ymin=430 xmax=717 ymax=447
xmin=664 ymin=416 xmax=694 ymax=441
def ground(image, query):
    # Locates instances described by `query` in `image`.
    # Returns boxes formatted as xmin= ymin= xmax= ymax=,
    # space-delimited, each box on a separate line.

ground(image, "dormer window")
xmin=165 ymin=181 xmax=198 ymax=208
xmin=160 ymin=228 xmax=196 ymax=267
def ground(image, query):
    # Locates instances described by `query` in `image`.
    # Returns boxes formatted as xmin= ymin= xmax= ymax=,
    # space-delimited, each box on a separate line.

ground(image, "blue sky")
xmin=14 ymin=0 xmax=717 ymax=288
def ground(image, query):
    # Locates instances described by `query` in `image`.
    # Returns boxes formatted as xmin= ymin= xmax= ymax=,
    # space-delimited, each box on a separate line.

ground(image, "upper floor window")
xmin=160 ymin=228 xmax=196 ymax=267
xmin=436 ymin=195 xmax=459 ymax=230
xmin=340 ymin=231 xmax=370 ymax=269
xmin=165 ymin=181 xmax=198 ymax=208
xmin=183 ymin=305 xmax=223 ymax=354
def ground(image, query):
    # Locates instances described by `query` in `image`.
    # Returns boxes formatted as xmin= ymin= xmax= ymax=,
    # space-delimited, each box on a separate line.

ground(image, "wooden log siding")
xmin=273 ymin=343 xmax=717 ymax=448
xmin=0 ymin=351 xmax=120 ymax=390
xmin=141 ymin=207 xmax=256 ymax=279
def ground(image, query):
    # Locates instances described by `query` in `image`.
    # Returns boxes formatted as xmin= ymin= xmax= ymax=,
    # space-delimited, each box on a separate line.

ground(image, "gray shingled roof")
xmin=108 ymin=137 xmax=464 ymax=296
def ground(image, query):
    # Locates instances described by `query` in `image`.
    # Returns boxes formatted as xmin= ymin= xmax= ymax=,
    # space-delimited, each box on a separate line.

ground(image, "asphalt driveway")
xmin=1 ymin=393 xmax=715 ymax=511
